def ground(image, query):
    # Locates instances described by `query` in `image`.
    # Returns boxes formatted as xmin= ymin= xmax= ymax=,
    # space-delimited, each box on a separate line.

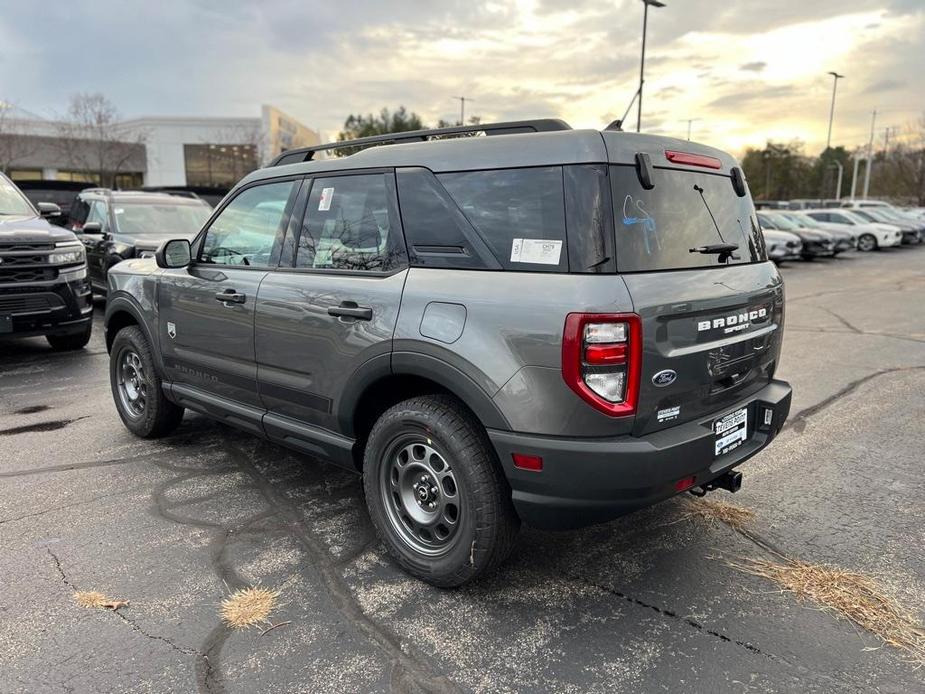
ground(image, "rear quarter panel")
xmin=394 ymin=268 xmax=639 ymax=436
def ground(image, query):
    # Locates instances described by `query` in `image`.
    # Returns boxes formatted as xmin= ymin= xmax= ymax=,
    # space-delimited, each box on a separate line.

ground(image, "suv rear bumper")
xmin=488 ymin=379 xmax=792 ymax=530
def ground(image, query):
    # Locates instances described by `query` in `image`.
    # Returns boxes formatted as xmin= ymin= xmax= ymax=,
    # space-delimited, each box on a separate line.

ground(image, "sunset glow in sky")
xmin=1 ymin=1 xmax=922 ymax=155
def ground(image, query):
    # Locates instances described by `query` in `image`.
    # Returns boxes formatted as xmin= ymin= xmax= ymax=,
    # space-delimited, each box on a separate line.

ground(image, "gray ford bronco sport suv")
xmin=104 ymin=120 xmax=792 ymax=586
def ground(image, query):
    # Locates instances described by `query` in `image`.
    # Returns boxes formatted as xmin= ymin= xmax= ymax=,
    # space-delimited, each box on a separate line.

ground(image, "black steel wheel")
xmin=109 ymin=326 xmax=184 ymax=438
xmin=363 ymin=395 xmax=519 ymax=587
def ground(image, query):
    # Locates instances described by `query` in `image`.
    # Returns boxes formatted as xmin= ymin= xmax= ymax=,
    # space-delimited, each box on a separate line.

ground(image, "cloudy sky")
xmin=1 ymin=1 xmax=922 ymax=155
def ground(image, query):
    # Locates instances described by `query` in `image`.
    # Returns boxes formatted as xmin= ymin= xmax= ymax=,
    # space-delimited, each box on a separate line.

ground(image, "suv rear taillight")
xmin=562 ymin=313 xmax=641 ymax=417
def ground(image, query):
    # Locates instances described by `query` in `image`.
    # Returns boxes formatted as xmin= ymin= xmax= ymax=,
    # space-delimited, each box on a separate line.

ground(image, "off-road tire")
xmin=109 ymin=326 xmax=184 ymax=438
xmin=363 ymin=394 xmax=520 ymax=587
xmin=46 ymin=324 xmax=92 ymax=351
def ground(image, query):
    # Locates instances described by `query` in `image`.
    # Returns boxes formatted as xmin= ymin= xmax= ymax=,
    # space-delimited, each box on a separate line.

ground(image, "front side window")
xmin=86 ymin=200 xmax=110 ymax=232
xmin=611 ymin=165 xmax=764 ymax=272
xmin=295 ymin=173 xmax=405 ymax=272
xmin=200 ymin=180 xmax=295 ymax=266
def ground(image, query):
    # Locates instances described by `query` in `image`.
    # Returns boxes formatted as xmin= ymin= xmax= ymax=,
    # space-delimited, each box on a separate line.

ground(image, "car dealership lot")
xmin=1 ymin=249 xmax=923 ymax=693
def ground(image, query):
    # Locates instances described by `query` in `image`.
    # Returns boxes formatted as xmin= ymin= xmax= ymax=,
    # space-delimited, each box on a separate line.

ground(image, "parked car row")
xmin=756 ymin=199 xmax=923 ymax=263
xmin=0 ymin=177 xmax=213 ymax=350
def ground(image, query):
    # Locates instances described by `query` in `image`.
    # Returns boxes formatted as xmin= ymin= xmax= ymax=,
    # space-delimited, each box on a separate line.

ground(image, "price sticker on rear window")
xmin=510 ymin=238 xmax=562 ymax=265
xmin=318 ymin=187 xmax=334 ymax=211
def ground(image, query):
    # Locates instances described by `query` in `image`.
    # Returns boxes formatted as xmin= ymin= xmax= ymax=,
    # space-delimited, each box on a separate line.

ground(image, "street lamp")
xmin=685 ymin=117 xmax=700 ymax=141
xmin=637 ymin=0 xmax=666 ymax=133
xmin=824 ymin=71 xmax=844 ymax=151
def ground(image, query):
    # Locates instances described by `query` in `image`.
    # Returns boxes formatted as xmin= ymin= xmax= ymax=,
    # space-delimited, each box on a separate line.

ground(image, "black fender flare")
xmin=336 ymin=351 xmax=511 ymax=437
xmin=104 ymin=294 xmax=165 ymax=376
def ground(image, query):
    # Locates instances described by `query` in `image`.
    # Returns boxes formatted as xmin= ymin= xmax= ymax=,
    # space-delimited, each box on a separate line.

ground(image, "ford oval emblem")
xmin=652 ymin=369 xmax=677 ymax=387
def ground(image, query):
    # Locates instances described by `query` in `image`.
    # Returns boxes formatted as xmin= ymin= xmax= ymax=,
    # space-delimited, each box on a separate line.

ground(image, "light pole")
xmin=685 ymin=118 xmax=699 ymax=140
xmin=862 ymin=109 xmax=876 ymax=199
xmin=453 ymin=96 xmax=472 ymax=126
xmin=824 ymin=71 xmax=844 ymax=150
xmin=637 ymin=0 xmax=666 ymax=133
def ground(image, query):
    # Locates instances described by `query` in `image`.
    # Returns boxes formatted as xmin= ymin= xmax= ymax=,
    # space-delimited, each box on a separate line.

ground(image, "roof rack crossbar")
xmin=269 ymin=118 xmax=572 ymax=167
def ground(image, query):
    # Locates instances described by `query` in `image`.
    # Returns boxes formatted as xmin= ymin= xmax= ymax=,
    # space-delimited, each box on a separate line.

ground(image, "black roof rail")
xmin=269 ymin=118 xmax=572 ymax=167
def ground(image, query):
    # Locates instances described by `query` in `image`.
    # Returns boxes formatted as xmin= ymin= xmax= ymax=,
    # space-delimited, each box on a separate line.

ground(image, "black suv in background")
xmin=67 ymin=189 xmax=212 ymax=295
xmin=0 ymin=174 xmax=93 ymax=350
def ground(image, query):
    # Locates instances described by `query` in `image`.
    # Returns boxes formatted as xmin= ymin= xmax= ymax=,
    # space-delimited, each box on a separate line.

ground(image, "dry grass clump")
xmin=73 ymin=591 xmax=129 ymax=610
xmin=680 ymin=498 xmax=755 ymax=531
xmin=220 ymin=586 xmax=281 ymax=629
xmin=727 ymin=557 xmax=925 ymax=666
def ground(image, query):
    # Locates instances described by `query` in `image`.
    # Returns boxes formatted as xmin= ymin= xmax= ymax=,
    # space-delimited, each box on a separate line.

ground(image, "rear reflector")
xmin=584 ymin=343 xmax=628 ymax=365
xmin=675 ymin=476 xmax=696 ymax=492
xmin=665 ymin=150 xmax=722 ymax=170
xmin=512 ymin=453 xmax=543 ymax=472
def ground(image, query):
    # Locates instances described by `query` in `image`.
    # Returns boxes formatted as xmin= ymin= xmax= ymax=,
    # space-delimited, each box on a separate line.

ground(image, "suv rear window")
xmin=610 ymin=165 xmax=765 ymax=272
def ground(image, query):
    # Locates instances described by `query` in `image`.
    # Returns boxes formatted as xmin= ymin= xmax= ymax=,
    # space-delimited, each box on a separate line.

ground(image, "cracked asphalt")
xmin=1 ymin=247 xmax=923 ymax=693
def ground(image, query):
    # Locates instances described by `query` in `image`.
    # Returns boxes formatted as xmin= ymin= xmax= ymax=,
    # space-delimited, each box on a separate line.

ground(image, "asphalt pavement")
xmin=1 ymin=247 xmax=923 ymax=693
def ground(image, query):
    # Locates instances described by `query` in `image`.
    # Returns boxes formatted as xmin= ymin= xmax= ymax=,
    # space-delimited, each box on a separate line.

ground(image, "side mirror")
xmin=37 ymin=201 xmax=63 ymax=219
xmin=156 ymin=239 xmax=191 ymax=269
xmin=81 ymin=222 xmax=103 ymax=235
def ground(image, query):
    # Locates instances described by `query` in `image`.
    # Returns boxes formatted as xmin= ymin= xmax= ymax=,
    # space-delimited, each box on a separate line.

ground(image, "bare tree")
xmin=0 ymin=101 xmax=39 ymax=173
xmin=871 ymin=114 xmax=925 ymax=204
xmin=54 ymin=93 xmax=147 ymax=186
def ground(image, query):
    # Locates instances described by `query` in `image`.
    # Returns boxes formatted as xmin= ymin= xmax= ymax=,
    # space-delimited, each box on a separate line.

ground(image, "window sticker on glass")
xmin=114 ymin=208 xmax=125 ymax=214
xmin=318 ymin=187 xmax=334 ymax=211
xmin=510 ymin=238 xmax=563 ymax=265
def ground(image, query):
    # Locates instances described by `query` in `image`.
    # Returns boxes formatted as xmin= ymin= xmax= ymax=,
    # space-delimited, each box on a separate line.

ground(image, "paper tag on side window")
xmin=318 ymin=187 xmax=334 ymax=211
xmin=510 ymin=238 xmax=562 ymax=265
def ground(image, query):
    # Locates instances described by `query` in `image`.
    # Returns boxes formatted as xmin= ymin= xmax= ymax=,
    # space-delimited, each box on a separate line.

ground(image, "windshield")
xmin=0 ymin=176 xmax=37 ymax=216
xmin=788 ymin=213 xmax=821 ymax=228
xmin=852 ymin=209 xmax=880 ymax=223
xmin=780 ymin=212 xmax=821 ymax=229
xmin=610 ymin=166 xmax=764 ymax=272
xmin=764 ymin=212 xmax=799 ymax=231
xmin=842 ymin=211 xmax=871 ymax=225
xmin=114 ymin=201 xmax=211 ymax=235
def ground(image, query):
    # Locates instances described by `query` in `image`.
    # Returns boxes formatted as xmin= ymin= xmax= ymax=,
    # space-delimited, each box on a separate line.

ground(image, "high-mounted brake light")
xmin=562 ymin=313 xmax=642 ymax=417
xmin=665 ymin=150 xmax=722 ymax=170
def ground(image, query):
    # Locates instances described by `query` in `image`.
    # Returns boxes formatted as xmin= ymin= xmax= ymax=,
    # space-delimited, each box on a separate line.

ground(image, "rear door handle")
xmin=215 ymin=289 xmax=246 ymax=304
xmin=328 ymin=302 xmax=372 ymax=321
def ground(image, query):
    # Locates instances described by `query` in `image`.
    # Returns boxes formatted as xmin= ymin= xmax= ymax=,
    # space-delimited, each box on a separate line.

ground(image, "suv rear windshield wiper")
xmin=691 ymin=184 xmax=740 ymax=262
xmin=689 ymin=243 xmax=739 ymax=263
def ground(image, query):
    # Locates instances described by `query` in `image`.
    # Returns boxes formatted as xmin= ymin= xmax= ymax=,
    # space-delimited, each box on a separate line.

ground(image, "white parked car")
xmin=761 ymin=229 xmax=803 ymax=263
xmin=849 ymin=208 xmax=922 ymax=245
xmin=803 ymin=209 xmax=902 ymax=252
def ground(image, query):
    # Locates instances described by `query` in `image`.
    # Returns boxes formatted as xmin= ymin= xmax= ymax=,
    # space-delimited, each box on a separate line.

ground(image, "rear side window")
xmin=397 ymin=165 xmax=613 ymax=274
xmin=439 ymin=167 xmax=568 ymax=272
xmin=611 ymin=165 xmax=765 ymax=272
xmin=396 ymin=168 xmax=500 ymax=270
xmin=564 ymin=165 xmax=615 ymax=273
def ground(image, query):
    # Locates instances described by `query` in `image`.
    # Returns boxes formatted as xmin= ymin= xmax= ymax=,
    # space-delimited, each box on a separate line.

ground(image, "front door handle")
xmin=328 ymin=301 xmax=372 ymax=321
xmin=215 ymin=289 xmax=246 ymax=304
